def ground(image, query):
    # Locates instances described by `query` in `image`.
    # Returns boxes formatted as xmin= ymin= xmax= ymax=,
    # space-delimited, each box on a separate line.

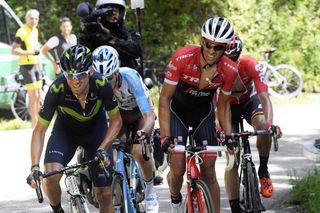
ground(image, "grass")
xmin=288 ymin=167 xmax=320 ymax=213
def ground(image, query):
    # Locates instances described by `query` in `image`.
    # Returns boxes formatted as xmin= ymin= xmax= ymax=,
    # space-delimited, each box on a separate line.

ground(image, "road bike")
xmin=173 ymin=127 xmax=234 ymax=213
xmin=259 ymin=48 xmax=303 ymax=99
xmin=231 ymin=117 xmax=278 ymax=213
xmin=112 ymin=138 xmax=147 ymax=213
xmin=0 ymin=72 xmax=49 ymax=122
xmin=34 ymin=159 xmax=109 ymax=213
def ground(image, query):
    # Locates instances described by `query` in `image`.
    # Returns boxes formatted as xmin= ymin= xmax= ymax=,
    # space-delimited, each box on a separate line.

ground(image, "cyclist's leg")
xmin=224 ymin=103 xmax=244 ymax=213
xmin=168 ymin=107 xmax=188 ymax=208
xmin=82 ymin=119 xmax=114 ymax=212
xmin=193 ymin=105 xmax=220 ymax=212
xmin=245 ymin=95 xmax=273 ymax=197
xmin=44 ymin=121 xmax=78 ymax=212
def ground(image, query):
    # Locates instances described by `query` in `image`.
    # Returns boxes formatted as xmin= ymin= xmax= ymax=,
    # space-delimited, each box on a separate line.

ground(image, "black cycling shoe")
xmin=153 ymin=175 xmax=163 ymax=185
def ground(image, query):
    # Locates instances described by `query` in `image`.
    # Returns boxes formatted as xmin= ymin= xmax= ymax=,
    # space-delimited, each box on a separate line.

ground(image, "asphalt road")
xmin=0 ymin=100 xmax=319 ymax=212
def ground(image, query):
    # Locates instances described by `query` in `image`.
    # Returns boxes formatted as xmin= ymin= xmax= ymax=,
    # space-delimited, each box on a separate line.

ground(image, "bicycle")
xmin=112 ymin=138 xmax=147 ymax=213
xmin=34 ymin=158 xmax=109 ymax=213
xmin=231 ymin=117 xmax=279 ymax=213
xmin=259 ymin=48 xmax=303 ymax=99
xmin=173 ymin=127 xmax=234 ymax=213
xmin=0 ymin=72 xmax=49 ymax=122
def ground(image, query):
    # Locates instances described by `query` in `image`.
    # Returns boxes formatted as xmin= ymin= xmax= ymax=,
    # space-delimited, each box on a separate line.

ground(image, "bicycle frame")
xmin=113 ymin=141 xmax=145 ymax=212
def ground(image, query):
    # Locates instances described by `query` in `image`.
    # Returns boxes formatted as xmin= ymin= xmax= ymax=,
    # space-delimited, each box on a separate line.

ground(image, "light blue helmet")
xmin=92 ymin=45 xmax=120 ymax=77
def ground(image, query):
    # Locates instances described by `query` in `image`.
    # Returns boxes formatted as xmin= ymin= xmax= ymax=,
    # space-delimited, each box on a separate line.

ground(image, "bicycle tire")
xmin=112 ymin=174 xmax=125 ymax=213
xmin=183 ymin=179 xmax=214 ymax=213
xmin=246 ymin=163 xmax=261 ymax=213
xmin=265 ymin=64 xmax=303 ymax=99
xmin=71 ymin=196 xmax=90 ymax=213
xmin=10 ymin=88 xmax=30 ymax=122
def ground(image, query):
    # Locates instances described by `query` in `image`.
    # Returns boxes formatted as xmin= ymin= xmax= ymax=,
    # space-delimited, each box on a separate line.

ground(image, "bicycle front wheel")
xmin=71 ymin=196 xmax=90 ymax=213
xmin=245 ymin=163 xmax=262 ymax=213
xmin=112 ymin=174 xmax=125 ymax=213
xmin=184 ymin=179 xmax=214 ymax=213
xmin=265 ymin=64 xmax=303 ymax=99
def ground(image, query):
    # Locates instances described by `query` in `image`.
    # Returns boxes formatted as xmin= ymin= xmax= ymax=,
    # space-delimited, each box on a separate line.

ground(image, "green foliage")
xmin=0 ymin=118 xmax=29 ymax=130
xmin=288 ymin=167 xmax=320 ymax=213
xmin=6 ymin=0 xmax=320 ymax=91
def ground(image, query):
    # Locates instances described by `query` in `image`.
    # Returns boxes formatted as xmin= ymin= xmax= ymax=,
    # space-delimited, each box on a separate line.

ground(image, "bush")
xmin=289 ymin=167 xmax=320 ymax=213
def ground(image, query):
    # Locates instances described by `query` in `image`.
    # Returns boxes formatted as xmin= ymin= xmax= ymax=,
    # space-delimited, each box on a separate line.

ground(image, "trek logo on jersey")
xmin=223 ymin=61 xmax=238 ymax=72
xmin=176 ymin=53 xmax=194 ymax=61
xmin=182 ymin=74 xmax=199 ymax=83
xmin=184 ymin=88 xmax=210 ymax=97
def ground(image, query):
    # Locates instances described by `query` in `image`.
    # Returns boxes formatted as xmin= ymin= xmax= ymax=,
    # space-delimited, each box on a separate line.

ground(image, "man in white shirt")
xmin=41 ymin=17 xmax=77 ymax=77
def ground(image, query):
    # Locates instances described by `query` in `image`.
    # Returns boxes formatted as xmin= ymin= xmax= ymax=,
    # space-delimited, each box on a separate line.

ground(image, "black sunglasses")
xmin=203 ymin=41 xmax=226 ymax=52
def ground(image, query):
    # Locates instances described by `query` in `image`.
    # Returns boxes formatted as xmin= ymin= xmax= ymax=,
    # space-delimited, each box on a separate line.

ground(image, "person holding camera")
xmin=11 ymin=9 xmax=42 ymax=128
xmin=41 ymin=17 xmax=77 ymax=78
xmin=78 ymin=0 xmax=142 ymax=73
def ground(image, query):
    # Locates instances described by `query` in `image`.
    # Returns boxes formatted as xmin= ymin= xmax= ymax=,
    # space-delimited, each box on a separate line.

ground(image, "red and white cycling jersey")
xmin=230 ymin=55 xmax=268 ymax=104
xmin=164 ymin=45 xmax=238 ymax=110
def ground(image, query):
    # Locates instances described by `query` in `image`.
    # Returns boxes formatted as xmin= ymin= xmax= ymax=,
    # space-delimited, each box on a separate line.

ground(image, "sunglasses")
xmin=64 ymin=70 xmax=90 ymax=81
xmin=203 ymin=41 xmax=226 ymax=52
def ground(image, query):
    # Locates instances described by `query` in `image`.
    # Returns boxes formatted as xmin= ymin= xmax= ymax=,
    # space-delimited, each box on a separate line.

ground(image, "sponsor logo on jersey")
xmin=184 ymin=88 xmax=210 ymax=97
xmin=168 ymin=62 xmax=177 ymax=71
xmin=176 ymin=53 xmax=194 ymax=61
xmin=182 ymin=74 xmax=199 ymax=83
xmin=223 ymin=61 xmax=238 ymax=72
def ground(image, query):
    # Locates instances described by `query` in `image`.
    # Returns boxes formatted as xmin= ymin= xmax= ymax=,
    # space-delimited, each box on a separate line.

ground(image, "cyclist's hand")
xmin=26 ymin=165 xmax=43 ymax=189
xmin=136 ymin=130 xmax=147 ymax=143
xmin=161 ymin=136 xmax=176 ymax=154
xmin=223 ymin=135 xmax=238 ymax=154
xmin=95 ymin=148 xmax=110 ymax=168
xmin=216 ymin=127 xmax=225 ymax=145
xmin=266 ymin=122 xmax=282 ymax=139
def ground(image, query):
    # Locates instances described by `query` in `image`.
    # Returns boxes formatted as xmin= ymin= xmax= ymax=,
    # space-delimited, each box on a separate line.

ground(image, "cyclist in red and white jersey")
xmin=159 ymin=17 xmax=238 ymax=213
xmin=224 ymin=36 xmax=282 ymax=213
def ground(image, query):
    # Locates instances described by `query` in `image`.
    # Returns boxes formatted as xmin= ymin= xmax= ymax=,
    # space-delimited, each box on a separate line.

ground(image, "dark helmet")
xmin=59 ymin=45 xmax=93 ymax=74
xmin=201 ymin=17 xmax=234 ymax=44
xmin=225 ymin=36 xmax=243 ymax=62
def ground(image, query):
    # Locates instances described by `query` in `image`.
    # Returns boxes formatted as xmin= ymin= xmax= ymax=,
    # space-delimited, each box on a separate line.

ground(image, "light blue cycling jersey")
xmin=118 ymin=67 xmax=151 ymax=113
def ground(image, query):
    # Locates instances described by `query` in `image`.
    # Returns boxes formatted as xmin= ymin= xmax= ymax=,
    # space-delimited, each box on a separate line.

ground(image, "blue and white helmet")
xmin=92 ymin=45 xmax=120 ymax=77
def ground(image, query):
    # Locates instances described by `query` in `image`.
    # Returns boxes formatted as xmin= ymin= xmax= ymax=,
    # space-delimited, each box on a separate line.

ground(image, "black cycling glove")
xmin=161 ymin=136 xmax=176 ymax=154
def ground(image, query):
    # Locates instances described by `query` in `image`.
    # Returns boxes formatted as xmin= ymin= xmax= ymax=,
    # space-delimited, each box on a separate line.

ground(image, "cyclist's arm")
xmin=140 ymin=96 xmax=156 ymax=134
xmin=30 ymin=122 xmax=49 ymax=167
xmin=217 ymin=92 xmax=232 ymax=135
xmin=159 ymin=82 xmax=176 ymax=137
xmin=98 ymin=108 xmax=122 ymax=150
xmin=257 ymin=92 xmax=274 ymax=124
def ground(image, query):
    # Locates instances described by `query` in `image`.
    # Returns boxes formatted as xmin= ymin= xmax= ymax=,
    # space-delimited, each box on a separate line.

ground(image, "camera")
xmin=77 ymin=2 xmax=112 ymax=34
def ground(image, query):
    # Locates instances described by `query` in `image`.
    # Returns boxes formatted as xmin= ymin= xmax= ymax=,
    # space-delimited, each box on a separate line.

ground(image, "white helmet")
xmin=96 ymin=0 xmax=126 ymax=9
xmin=92 ymin=45 xmax=120 ymax=77
xmin=201 ymin=17 xmax=234 ymax=44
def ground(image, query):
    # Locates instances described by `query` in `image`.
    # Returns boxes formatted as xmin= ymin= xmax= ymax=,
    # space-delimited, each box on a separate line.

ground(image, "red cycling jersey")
xmin=230 ymin=55 xmax=268 ymax=104
xmin=164 ymin=45 xmax=238 ymax=111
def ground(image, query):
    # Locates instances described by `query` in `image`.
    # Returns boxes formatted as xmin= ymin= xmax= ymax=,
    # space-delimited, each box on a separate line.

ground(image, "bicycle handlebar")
xmin=173 ymin=145 xmax=234 ymax=171
xmin=35 ymin=159 xmax=110 ymax=203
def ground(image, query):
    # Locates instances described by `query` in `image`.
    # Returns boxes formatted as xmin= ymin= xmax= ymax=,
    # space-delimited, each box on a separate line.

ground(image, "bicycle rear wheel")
xmin=10 ymin=88 xmax=30 ymax=122
xmin=184 ymin=179 xmax=214 ymax=213
xmin=265 ymin=64 xmax=303 ymax=99
xmin=244 ymin=163 xmax=263 ymax=213
xmin=112 ymin=174 xmax=125 ymax=213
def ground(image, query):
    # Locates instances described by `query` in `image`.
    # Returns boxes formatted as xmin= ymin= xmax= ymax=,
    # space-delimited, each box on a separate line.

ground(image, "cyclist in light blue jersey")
xmin=92 ymin=45 xmax=159 ymax=212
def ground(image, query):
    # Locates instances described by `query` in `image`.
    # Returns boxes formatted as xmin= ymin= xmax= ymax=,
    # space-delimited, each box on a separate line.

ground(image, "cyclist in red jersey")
xmin=223 ymin=36 xmax=282 ymax=212
xmin=159 ymin=17 xmax=238 ymax=213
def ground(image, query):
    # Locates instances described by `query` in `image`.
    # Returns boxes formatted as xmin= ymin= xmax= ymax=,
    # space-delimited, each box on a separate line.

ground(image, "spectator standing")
xmin=41 ymin=17 xmax=77 ymax=78
xmin=11 ymin=9 xmax=42 ymax=127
